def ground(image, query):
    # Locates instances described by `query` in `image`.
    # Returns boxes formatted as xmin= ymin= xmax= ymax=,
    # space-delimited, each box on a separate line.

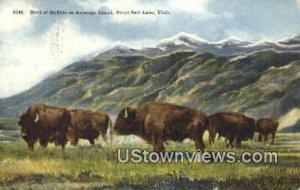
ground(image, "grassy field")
xmin=0 ymin=118 xmax=300 ymax=189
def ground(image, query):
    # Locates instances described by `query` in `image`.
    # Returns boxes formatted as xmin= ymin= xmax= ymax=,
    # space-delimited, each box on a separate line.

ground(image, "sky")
xmin=1 ymin=0 xmax=300 ymax=98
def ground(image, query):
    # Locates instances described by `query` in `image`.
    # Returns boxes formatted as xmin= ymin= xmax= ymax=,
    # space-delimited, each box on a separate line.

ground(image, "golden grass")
xmin=0 ymin=133 xmax=299 ymax=189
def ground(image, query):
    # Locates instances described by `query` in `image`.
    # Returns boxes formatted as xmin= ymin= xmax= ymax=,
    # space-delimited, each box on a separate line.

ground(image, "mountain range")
xmin=0 ymin=32 xmax=299 ymax=131
xmin=98 ymin=32 xmax=300 ymax=58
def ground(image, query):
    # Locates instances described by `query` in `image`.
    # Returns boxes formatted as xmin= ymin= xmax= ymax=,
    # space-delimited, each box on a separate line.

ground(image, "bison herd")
xmin=19 ymin=104 xmax=111 ymax=150
xmin=18 ymin=102 xmax=279 ymax=152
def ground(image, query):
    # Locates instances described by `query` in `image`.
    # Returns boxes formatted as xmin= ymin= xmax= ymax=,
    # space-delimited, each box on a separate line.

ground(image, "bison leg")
xmin=264 ymin=135 xmax=268 ymax=143
xmin=67 ymin=128 xmax=78 ymax=146
xmin=225 ymin=138 xmax=230 ymax=148
xmin=70 ymin=138 xmax=78 ymax=146
xmin=224 ymin=138 xmax=229 ymax=146
xmin=152 ymin=135 xmax=165 ymax=152
xmin=193 ymin=132 xmax=205 ymax=152
xmin=233 ymin=135 xmax=242 ymax=148
xmin=194 ymin=139 xmax=205 ymax=152
xmin=39 ymin=138 xmax=48 ymax=148
xmin=88 ymin=139 xmax=95 ymax=146
xmin=208 ymin=134 xmax=215 ymax=146
xmin=228 ymin=137 xmax=235 ymax=148
xmin=102 ymin=134 xmax=108 ymax=142
xmin=271 ymin=133 xmax=275 ymax=145
xmin=224 ymin=138 xmax=230 ymax=148
xmin=208 ymin=135 xmax=214 ymax=146
xmin=208 ymin=128 xmax=217 ymax=146
xmin=62 ymin=136 xmax=68 ymax=150
xmin=27 ymin=141 xmax=35 ymax=151
xmin=155 ymin=143 xmax=165 ymax=152
xmin=233 ymin=136 xmax=237 ymax=147
xmin=99 ymin=128 xmax=108 ymax=142
xmin=61 ymin=141 xmax=66 ymax=150
xmin=258 ymin=134 xmax=262 ymax=142
xmin=67 ymin=131 xmax=78 ymax=146
xmin=56 ymin=135 xmax=67 ymax=150
xmin=236 ymin=139 xmax=242 ymax=148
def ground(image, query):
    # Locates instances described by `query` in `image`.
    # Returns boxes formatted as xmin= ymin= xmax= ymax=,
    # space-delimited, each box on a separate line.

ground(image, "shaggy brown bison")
xmin=208 ymin=112 xmax=255 ymax=148
xmin=114 ymin=102 xmax=208 ymax=152
xmin=18 ymin=104 xmax=71 ymax=150
xmin=255 ymin=118 xmax=279 ymax=145
xmin=67 ymin=109 xmax=112 ymax=146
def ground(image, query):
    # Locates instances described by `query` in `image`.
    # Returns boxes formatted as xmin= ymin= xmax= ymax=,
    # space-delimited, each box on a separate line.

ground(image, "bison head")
xmin=242 ymin=117 xmax=255 ymax=141
xmin=114 ymin=107 xmax=139 ymax=135
xmin=18 ymin=112 xmax=39 ymax=150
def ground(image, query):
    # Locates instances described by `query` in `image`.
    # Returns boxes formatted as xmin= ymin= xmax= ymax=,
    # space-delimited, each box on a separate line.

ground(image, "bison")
xmin=113 ymin=102 xmax=208 ymax=152
xmin=67 ymin=109 xmax=112 ymax=146
xmin=18 ymin=104 xmax=71 ymax=150
xmin=255 ymin=118 xmax=279 ymax=145
xmin=208 ymin=112 xmax=255 ymax=148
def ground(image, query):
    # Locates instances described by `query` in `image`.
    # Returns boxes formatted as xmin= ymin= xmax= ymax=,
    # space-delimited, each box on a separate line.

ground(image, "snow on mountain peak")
xmin=157 ymin=32 xmax=211 ymax=48
xmin=97 ymin=32 xmax=300 ymax=58
xmin=214 ymin=36 xmax=252 ymax=46
xmin=277 ymin=35 xmax=300 ymax=45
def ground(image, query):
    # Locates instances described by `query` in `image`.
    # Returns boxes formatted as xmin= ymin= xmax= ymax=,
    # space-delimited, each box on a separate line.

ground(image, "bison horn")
xmin=21 ymin=132 xmax=26 ymax=137
xmin=124 ymin=108 xmax=128 ymax=119
xmin=34 ymin=113 xmax=39 ymax=123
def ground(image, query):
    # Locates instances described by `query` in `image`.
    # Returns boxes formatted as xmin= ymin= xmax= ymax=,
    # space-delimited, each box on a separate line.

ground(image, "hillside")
xmin=0 ymin=49 xmax=299 ymax=131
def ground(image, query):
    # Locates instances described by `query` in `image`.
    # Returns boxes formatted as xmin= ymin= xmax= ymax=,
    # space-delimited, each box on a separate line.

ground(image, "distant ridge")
xmin=97 ymin=32 xmax=300 ymax=58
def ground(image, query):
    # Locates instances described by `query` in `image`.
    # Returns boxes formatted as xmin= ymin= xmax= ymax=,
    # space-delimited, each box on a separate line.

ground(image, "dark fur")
xmin=67 ymin=109 xmax=111 ymax=145
xmin=208 ymin=112 xmax=255 ymax=148
xmin=255 ymin=118 xmax=279 ymax=145
xmin=114 ymin=102 xmax=208 ymax=152
xmin=18 ymin=104 xmax=71 ymax=150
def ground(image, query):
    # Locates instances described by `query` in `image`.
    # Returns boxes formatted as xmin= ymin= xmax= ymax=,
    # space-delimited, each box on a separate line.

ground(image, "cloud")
xmin=75 ymin=0 xmax=211 ymax=23
xmin=168 ymin=0 xmax=208 ymax=14
xmin=76 ymin=0 xmax=161 ymax=23
xmin=223 ymin=29 xmax=254 ymax=42
xmin=0 ymin=0 xmax=160 ymax=99
xmin=0 ymin=0 xmax=36 ymax=34
xmin=296 ymin=0 xmax=300 ymax=8
xmin=46 ymin=19 xmax=111 ymax=63
xmin=0 ymin=19 xmax=112 ymax=98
